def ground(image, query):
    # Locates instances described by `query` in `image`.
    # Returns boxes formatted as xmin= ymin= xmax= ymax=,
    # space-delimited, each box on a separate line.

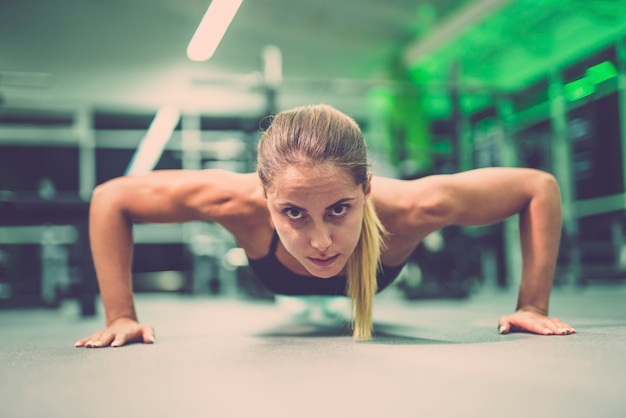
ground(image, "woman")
xmin=75 ymin=104 xmax=575 ymax=347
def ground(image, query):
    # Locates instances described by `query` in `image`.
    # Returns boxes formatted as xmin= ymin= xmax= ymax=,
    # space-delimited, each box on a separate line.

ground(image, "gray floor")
xmin=1 ymin=283 xmax=626 ymax=418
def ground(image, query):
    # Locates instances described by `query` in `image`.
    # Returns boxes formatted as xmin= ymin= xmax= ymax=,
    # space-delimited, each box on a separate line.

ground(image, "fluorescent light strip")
xmin=126 ymin=106 xmax=180 ymax=176
xmin=187 ymin=0 xmax=243 ymax=62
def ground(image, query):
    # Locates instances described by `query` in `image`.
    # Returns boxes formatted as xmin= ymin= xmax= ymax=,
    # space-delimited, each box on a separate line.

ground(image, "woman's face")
xmin=265 ymin=163 xmax=368 ymax=278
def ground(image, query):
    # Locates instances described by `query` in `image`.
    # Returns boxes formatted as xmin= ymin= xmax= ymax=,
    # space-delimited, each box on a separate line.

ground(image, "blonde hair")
xmin=257 ymin=104 xmax=385 ymax=341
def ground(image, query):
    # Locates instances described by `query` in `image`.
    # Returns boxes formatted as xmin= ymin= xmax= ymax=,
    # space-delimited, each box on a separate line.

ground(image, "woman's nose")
xmin=310 ymin=226 xmax=332 ymax=252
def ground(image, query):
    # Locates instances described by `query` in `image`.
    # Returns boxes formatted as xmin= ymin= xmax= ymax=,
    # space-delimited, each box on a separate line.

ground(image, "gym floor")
xmin=1 ymin=283 xmax=625 ymax=418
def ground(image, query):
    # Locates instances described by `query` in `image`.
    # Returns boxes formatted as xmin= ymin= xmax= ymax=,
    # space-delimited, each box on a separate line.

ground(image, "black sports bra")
xmin=247 ymin=230 xmax=405 ymax=296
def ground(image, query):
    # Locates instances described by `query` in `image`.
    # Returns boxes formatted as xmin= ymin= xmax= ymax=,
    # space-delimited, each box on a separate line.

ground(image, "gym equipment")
xmin=0 ymin=196 xmax=97 ymax=315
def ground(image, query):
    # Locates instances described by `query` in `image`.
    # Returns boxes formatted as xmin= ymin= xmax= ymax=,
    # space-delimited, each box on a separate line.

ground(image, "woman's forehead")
xmin=267 ymin=164 xmax=360 ymax=200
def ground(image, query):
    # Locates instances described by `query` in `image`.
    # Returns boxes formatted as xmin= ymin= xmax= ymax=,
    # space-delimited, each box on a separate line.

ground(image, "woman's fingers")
xmin=498 ymin=312 xmax=576 ymax=336
xmin=548 ymin=318 xmax=576 ymax=335
xmin=74 ymin=337 xmax=89 ymax=347
xmin=110 ymin=328 xmax=153 ymax=347
xmin=529 ymin=319 xmax=558 ymax=335
xmin=508 ymin=315 xmax=555 ymax=335
xmin=85 ymin=332 xmax=115 ymax=348
xmin=141 ymin=326 xmax=156 ymax=344
xmin=75 ymin=322 xmax=156 ymax=348
xmin=537 ymin=317 xmax=576 ymax=335
xmin=497 ymin=319 xmax=511 ymax=334
xmin=111 ymin=332 xmax=129 ymax=348
xmin=74 ymin=331 xmax=103 ymax=348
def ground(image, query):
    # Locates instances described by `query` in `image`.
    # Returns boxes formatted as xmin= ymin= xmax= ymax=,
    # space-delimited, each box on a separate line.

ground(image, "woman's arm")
xmin=75 ymin=169 xmax=263 ymax=348
xmin=380 ymin=167 xmax=574 ymax=335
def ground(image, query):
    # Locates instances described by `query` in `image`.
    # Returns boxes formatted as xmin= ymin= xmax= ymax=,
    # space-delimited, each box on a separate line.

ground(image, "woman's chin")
xmin=304 ymin=257 xmax=346 ymax=278
xmin=310 ymin=269 xmax=339 ymax=279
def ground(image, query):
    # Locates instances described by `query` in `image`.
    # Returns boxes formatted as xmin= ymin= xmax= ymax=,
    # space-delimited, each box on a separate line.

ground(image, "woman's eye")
xmin=285 ymin=209 xmax=303 ymax=220
xmin=330 ymin=205 xmax=349 ymax=217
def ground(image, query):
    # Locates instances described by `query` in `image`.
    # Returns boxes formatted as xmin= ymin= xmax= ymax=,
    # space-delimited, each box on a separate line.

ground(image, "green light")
xmin=585 ymin=61 xmax=618 ymax=85
xmin=407 ymin=55 xmax=440 ymax=82
xmin=366 ymin=86 xmax=395 ymax=115
xmin=403 ymin=0 xmax=626 ymax=92
xmin=564 ymin=78 xmax=595 ymax=102
xmin=432 ymin=139 xmax=452 ymax=155
xmin=422 ymin=94 xmax=451 ymax=119
xmin=461 ymin=94 xmax=492 ymax=114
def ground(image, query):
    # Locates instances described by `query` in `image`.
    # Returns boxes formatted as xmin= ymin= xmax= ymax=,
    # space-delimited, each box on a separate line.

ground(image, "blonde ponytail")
xmin=346 ymin=198 xmax=385 ymax=341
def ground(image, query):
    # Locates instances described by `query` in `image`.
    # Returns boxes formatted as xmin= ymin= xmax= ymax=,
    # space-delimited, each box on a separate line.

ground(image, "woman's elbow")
xmin=90 ymin=177 xmax=129 ymax=215
xmin=531 ymin=170 xmax=561 ymax=199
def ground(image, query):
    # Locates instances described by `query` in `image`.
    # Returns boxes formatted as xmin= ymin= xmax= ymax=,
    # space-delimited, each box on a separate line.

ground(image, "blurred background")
xmin=1 ymin=0 xmax=626 ymax=315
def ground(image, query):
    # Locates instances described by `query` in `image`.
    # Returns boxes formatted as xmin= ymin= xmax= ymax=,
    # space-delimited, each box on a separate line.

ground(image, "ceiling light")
xmin=126 ymin=105 xmax=180 ymax=176
xmin=187 ymin=0 xmax=243 ymax=62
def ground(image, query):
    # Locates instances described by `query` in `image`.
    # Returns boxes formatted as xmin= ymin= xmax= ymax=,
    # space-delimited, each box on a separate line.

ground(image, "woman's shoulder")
xmin=189 ymin=169 xmax=268 ymax=221
xmin=371 ymin=174 xmax=451 ymax=213
xmin=193 ymin=170 xmax=273 ymax=254
xmin=372 ymin=174 xmax=454 ymax=264
xmin=371 ymin=174 xmax=453 ymax=237
xmin=371 ymin=175 xmax=428 ymax=213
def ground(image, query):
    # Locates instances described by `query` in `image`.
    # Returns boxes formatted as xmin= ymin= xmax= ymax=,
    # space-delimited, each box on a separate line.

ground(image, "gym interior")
xmin=1 ymin=1 xmax=625 ymax=417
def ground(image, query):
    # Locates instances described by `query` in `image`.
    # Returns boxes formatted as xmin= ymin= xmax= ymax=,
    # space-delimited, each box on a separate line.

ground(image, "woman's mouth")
xmin=308 ymin=254 xmax=339 ymax=267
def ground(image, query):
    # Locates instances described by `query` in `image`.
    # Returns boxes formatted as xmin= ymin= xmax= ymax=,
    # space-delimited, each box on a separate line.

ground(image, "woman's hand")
xmin=498 ymin=308 xmax=576 ymax=336
xmin=74 ymin=317 xmax=155 ymax=348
